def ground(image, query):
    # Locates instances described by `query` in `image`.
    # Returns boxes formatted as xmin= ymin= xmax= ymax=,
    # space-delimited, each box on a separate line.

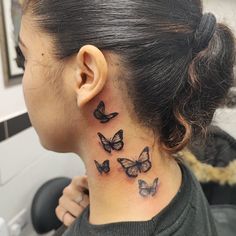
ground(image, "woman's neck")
xmin=75 ymin=101 xmax=182 ymax=225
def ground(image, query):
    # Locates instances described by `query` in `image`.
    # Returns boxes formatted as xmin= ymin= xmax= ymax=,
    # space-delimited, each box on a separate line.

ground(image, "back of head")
xmin=23 ymin=0 xmax=236 ymax=154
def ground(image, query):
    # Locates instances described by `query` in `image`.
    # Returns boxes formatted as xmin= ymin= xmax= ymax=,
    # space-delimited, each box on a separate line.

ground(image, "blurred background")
xmin=0 ymin=0 xmax=235 ymax=236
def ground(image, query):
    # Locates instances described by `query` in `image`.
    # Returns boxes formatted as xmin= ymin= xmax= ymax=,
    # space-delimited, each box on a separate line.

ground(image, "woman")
xmin=18 ymin=0 xmax=235 ymax=235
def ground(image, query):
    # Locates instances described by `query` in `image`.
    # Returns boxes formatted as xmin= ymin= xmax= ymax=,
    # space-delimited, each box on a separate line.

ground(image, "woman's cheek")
xmin=22 ymin=66 xmax=42 ymax=126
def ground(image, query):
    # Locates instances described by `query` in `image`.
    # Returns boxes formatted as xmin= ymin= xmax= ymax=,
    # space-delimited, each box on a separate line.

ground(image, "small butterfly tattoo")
xmin=117 ymin=147 xmax=152 ymax=178
xmin=93 ymin=101 xmax=119 ymax=123
xmin=138 ymin=178 xmax=159 ymax=197
xmin=94 ymin=160 xmax=110 ymax=174
xmin=97 ymin=130 xmax=124 ymax=153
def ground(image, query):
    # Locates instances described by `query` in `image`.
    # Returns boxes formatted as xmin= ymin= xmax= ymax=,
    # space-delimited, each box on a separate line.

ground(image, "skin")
xmin=19 ymin=13 xmax=182 ymax=225
xmin=56 ymin=176 xmax=90 ymax=226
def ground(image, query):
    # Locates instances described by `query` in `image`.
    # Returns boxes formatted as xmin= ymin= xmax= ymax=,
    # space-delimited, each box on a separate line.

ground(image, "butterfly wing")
xmin=93 ymin=101 xmax=110 ymax=123
xmin=126 ymin=165 xmax=140 ymax=178
xmin=94 ymin=160 xmax=103 ymax=174
xmin=138 ymin=147 xmax=150 ymax=162
xmin=97 ymin=101 xmax=105 ymax=113
xmin=97 ymin=133 xmax=112 ymax=153
xmin=106 ymin=112 xmax=119 ymax=120
xmin=93 ymin=110 xmax=109 ymax=123
xmin=150 ymin=178 xmax=159 ymax=196
xmin=117 ymin=158 xmax=135 ymax=169
xmin=117 ymin=158 xmax=139 ymax=177
xmin=102 ymin=160 xmax=110 ymax=173
xmin=138 ymin=147 xmax=152 ymax=173
xmin=99 ymin=112 xmax=118 ymax=123
xmin=140 ymin=160 xmax=152 ymax=173
xmin=94 ymin=160 xmax=110 ymax=174
xmin=138 ymin=179 xmax=151 ymax=197
xmin=111 ymin=130 xmax=124 ymax=151
xmin=93 ymin=102 xmax=118 ymax=123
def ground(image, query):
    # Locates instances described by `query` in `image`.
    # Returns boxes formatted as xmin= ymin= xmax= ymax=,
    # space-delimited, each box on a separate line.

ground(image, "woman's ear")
xmin=75 ymin=45 xmax=108 ymax=107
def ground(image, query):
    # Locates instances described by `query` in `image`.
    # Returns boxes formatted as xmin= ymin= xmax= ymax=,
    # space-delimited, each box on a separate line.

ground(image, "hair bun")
xmin=193 ymin=13 xmax=217 ymax=53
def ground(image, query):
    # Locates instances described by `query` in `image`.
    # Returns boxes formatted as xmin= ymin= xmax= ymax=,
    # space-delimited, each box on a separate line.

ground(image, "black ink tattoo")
xmin=93 ymin=101 xmax=119 ymax=123
xmin=138 ymin=178 xmax=159 ymax=197
xmin=117 ymin=147 xmax=152 ymax=178
xmin=97 ymin=130 xmax=124 ymax=153
xmin=94 ymin=160 xmax=110 ymax=174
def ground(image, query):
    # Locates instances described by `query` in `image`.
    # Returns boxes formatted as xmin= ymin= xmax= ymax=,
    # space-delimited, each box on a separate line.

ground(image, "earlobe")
xmin=75 ymin=45 xmax=108 ymax=108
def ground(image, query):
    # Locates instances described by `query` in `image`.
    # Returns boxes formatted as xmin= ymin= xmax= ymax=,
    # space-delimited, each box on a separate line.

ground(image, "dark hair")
xmin=23 ymin=0 xmax=235 ymax=154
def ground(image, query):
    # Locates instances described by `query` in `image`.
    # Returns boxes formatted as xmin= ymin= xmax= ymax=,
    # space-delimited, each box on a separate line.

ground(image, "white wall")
xmin=0 ymin=128 xmax=85 ymax=236
xmin=203 ymin=0 xmax=236 ymax=35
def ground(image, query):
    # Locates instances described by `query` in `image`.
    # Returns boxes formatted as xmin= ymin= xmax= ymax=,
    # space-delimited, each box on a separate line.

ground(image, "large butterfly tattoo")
xmin=117 ymin=147 xmax=152 ymax=178
xmin=94 ymin=160 xmax=110 ymax=174
xmin=93 ymin=101 xmax=119 ymax=123
xmin=138 ymin=178 xmax=159 ymax=197
xmin=97 ymin=130 xmax=124 ymax=153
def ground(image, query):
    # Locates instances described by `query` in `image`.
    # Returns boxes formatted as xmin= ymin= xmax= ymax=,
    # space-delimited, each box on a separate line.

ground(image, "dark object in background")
xmin=31 ymin=177 xmax=71 ymax=234
xmin=224 ymin=90 xmax=236 ymax=108
xmin=7 ymin=113 xmax=31 ymax=138
xmin=0 ymin=113 xmax=32 ymax=143
xmin=188 ymin=125 xmax=236 ymax=205
xmin=189 ymin=125 xmax=236 ymax=167
xmin=202 ymin=183 xmax=236 ymax=205
xmin=0 ymin=122 xmax=5 ymax=142
xmin=211 ymin=205 xmax=236 ymax=236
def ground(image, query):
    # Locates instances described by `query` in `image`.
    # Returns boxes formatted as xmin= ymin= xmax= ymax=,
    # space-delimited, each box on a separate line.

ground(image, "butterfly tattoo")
xmin=93 ymin=101 xmax=119 ymax=123
xmin=94 ymin=160 xmax=110 ymax=174
xmin=117 ymin=147 xmax=152 ymax=178
xmin=97 ymin=130 xmax=124 ymax=153
xmin=138 ymin=178 xmax=159 ymax=197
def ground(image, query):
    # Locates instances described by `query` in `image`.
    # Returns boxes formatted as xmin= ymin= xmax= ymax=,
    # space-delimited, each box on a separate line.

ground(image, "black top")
xmin=63 ymin=159 xmax=218 ymax=236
